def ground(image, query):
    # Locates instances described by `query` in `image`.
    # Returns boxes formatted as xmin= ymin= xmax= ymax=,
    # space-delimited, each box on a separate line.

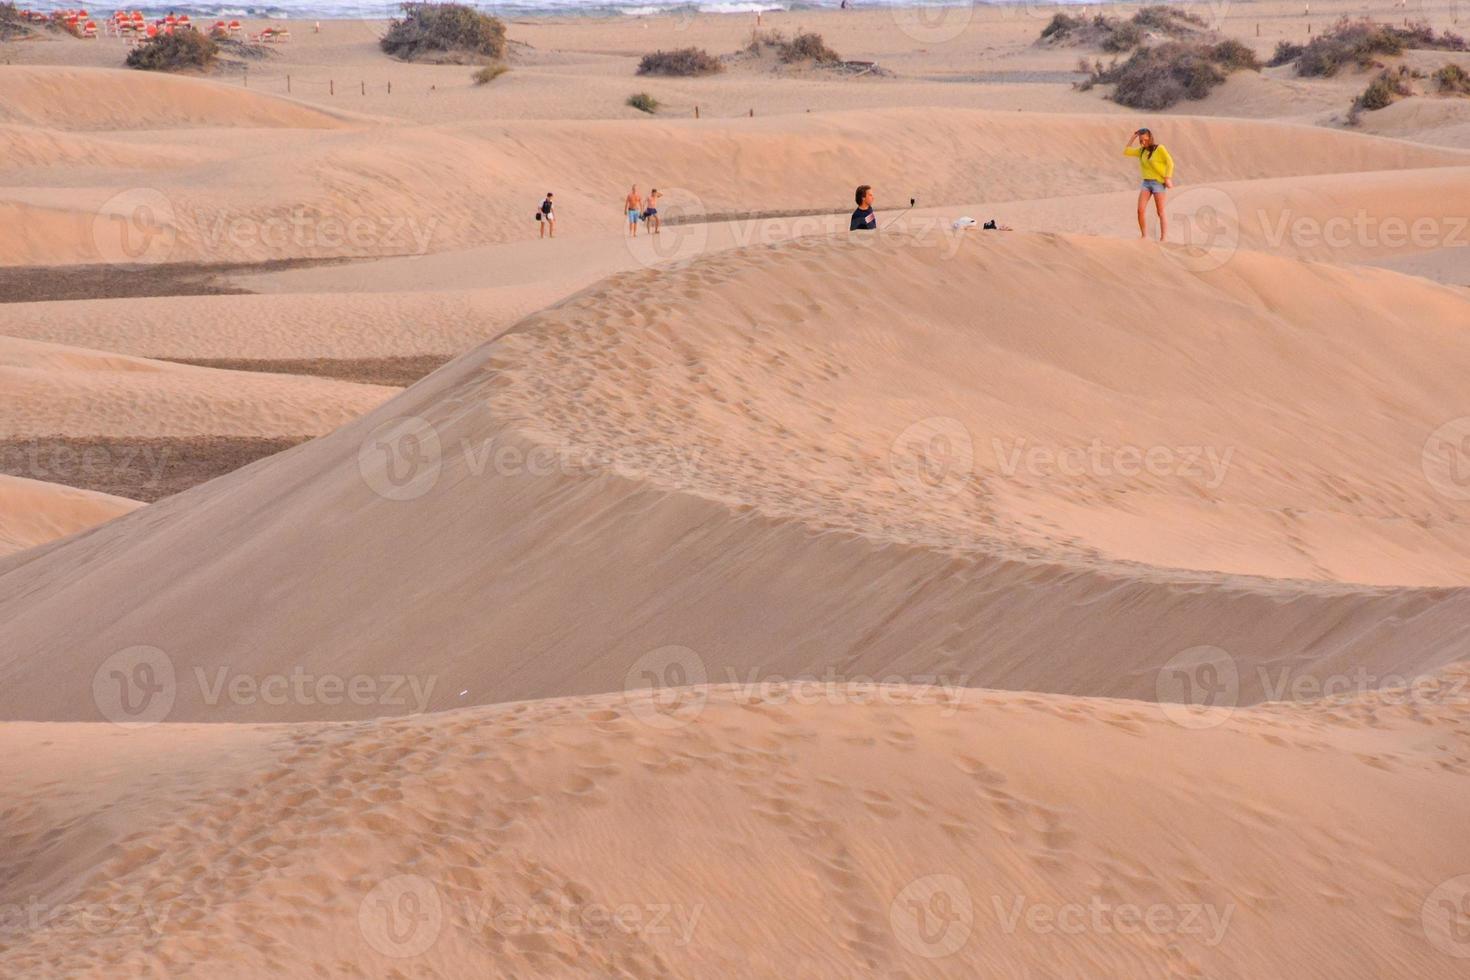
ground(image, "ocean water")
xmin=22 ymin=0 xmax=1093 ymax=24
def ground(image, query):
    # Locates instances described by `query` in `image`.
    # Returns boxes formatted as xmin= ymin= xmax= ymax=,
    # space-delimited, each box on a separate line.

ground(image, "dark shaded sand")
xmin=0 ymin=436 xmax=310 ymax=501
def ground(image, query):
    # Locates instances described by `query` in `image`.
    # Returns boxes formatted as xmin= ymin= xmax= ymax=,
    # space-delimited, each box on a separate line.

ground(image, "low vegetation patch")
xmin=1267 ymin=40 xmax=1304 ymax=66
xmin=1132 ymin=5 xmax=1208 ymax=37
xmin=125 ymin=31 xmax=220 ymax=72
xmin=1433 ymin=62 xmax=1470 ymax=94
xmin=745 ymin=28 xmax=841 ymax=65
xmin=1 ymin=1 xmax=32 ymax=40
xmin=638 ymin=46 xmax=723 ymax=76
xmin=381 ymin=2 xmax=507 ymax=64
xmin=1042 ymin=6 xmax=1205 ymax=52
xmin=1348 ymin=66 xmax=1414 ymax=122
xmin=1281 ymin=18 xmax=1466 ymax=77
xmin=1210 ymin=38 xmax=1261 ymax=71
xmin=1081 ymin=39 xmax=1260 ymax=109
xmin=471 ymin=62 xmax=508 ymax=84
xmin=780 ymin=30 xmax=840 ymax=63
xmin=626 ymin=91 xmax=660 ymax=113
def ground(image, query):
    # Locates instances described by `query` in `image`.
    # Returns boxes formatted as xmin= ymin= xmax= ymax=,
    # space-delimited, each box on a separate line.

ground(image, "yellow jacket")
xmin=1125 ymin=144 xmax=1175 ymax=183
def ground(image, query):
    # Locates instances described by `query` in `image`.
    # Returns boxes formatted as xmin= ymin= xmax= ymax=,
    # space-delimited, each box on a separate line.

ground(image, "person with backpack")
xmin=536 ymin=192 xmax=555 ymax=239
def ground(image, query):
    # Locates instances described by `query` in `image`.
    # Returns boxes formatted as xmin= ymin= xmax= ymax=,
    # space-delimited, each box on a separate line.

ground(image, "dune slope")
xmin=4 ymin=98 xmax=1467 ymax=265
xmin=1 ymin=232 xmax=1468 ymax=723
xmin=0 ymin=474 xmax=140 ymax=557
xmin=2 ymin=680 xmax=1469 ymax=977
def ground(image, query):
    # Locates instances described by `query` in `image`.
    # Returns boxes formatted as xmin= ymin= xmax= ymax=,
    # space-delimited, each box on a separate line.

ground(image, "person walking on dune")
xmin=626 ymin=185 xmax=643 ymax=238
xmin=537 ymin=191 xmax=555 ymax=239
xmin=644 ymin=188 xmax=662 ymax=235
xmin=850 ymin=184 xmax=877 ymax=231
xmin=1125 ymin=128 xmax=1174 ymax=241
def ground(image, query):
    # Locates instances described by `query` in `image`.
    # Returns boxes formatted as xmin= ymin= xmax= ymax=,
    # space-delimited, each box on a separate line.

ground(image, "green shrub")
xmin=471 ymin=62 xmax=508 ymax=84
xmin=638 ymin=46 xmax=723 ymax=76
xmin=1433 ymin=62 xmax=1470 ymax=94
xmin=1354 ymin=72 xmax=1404 ymax=110
xmin=125 ymin=30 xmax=219 ymax=72
xmin=381 ymin=2 xmax=506 ymax=64
xmin=626 ymin=91 xmax=659 ymax=113
xmin=1348 ymin=66 xmax=1413 ymax=121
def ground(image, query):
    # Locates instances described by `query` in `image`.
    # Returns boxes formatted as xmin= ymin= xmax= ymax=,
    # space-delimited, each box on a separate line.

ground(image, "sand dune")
xmin=0 ymin=335 xmax=397 ymax=438
xmin=0 ymin=65 xmax=353 ymax=131
xmin=3 ymin=233 xmax=1468 ymax=724
xmin=3 ymin=101 xmax=1466 ymax=266
xmin=0 ymin=122 xmax=217 ymax=172
xmin=3 ymin=679 xmax=1469 ymax=977
xmin=5 ymin=5 xmax=1469 ymax=974
xmin=0 ymin=287 xmax=550 ymax=361
xmin=0 ymin=473 xmax=140 ymax=557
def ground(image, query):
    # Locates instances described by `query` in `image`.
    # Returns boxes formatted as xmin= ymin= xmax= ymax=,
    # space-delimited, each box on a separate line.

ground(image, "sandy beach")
xmin=2 ymin=0 xmax=1470 ymax=975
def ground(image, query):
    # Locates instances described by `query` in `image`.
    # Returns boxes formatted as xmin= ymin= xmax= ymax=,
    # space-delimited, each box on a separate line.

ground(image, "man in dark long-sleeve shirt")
xmin=850 ymin=184 xmax=876 ymax=231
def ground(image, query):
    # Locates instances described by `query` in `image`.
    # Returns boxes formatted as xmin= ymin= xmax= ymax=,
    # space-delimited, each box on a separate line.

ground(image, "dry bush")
xmin=637 ymin=47 xmax=723 ymax=76
xmin=1291 ymin=19 xmax=1465 ymax=77
xmin=1 ymin=1 xmax=31 ymax=41
xmin=779 ymin=31 xmax=840 ymax=64
xmin=1092 ymin=39 xmax=1259 ymax=109
xmin=126 ymin=31 xmax=220 ymax=72
xmin=1433 ymin=62 xmax=1470 ymax=94
xmin=471 ymin=62 xmax=508 ymax=84
xmin=1268 ymin=40 xmax=1304 ymax=66
xmin=1348 ymin=66 xmax=1413 ymax=122
xmin=626 ymin=91 xmax=659 ymax=113
xmin=1131 ymin=5 xmax=1208 ymax=37
xmin=1043 ymin=6 xmax=1204 ymax=52
xmin=381 ymin=3 xmax=506 ymax=64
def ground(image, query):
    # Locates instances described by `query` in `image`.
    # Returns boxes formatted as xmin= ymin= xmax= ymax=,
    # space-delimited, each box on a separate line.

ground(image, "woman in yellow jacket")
xmin=1125 ymin=127 xmax=1174 ymax=241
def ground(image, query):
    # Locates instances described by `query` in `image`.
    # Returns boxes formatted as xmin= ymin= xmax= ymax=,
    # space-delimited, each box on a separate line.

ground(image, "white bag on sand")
xmin=952 ymin=216 xmax=977 ymax=229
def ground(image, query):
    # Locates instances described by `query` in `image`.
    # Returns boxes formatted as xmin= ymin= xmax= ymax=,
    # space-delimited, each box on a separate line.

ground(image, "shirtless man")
xmin=625 ymin=185 xmax=643 ymax=238
xmin=644 ymin=188 xmax=662 ymax=235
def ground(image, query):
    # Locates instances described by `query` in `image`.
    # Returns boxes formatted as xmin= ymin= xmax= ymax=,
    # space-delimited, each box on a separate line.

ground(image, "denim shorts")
xmin=1141 ymin=179 xmax=1167 ymax=194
